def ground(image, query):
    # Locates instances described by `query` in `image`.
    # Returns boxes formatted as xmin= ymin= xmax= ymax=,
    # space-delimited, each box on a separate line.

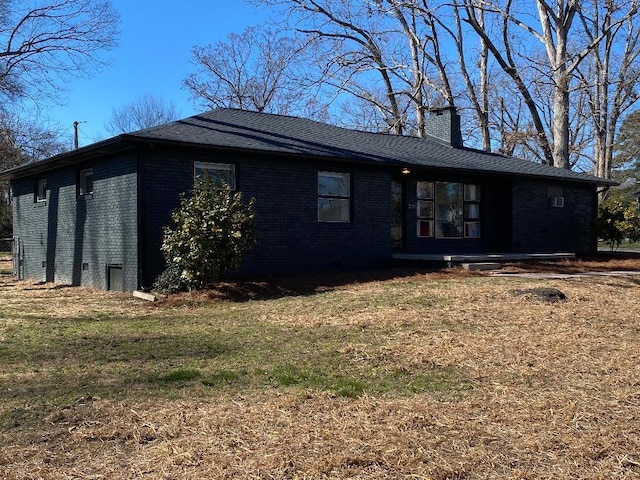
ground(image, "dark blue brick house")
xmin=0 ymin=108 xmax=615 ymax=291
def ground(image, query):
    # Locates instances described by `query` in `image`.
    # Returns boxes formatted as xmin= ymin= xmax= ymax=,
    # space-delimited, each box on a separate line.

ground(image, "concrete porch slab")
xmin=392 ymin=252 xmax=576 ymax=263
xmin=392 ymin=252 xmax=576 ymax=268
xmin=461 ymin=262 xmax=503 ymax=271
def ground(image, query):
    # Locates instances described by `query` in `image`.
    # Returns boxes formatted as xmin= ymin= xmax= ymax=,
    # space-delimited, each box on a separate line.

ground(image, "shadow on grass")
xmin=158 ymin=252 xmax=640 ymax=304
xmin=158 ymin=266 xmax=468 ymax=304
xmin=0 ymin=327 xmax=235 ymax=417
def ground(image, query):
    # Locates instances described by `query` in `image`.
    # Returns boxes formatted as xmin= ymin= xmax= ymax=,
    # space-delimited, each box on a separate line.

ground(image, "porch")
xmin=391 ymin=252 xmax=576 ymax=269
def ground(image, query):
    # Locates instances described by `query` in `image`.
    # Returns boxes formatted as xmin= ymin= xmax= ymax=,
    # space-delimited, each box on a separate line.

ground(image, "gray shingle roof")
xmin=129 ymin=108 xmax=613 ymax=185
xmin=0 ymin=108 xmax=615 ymax=186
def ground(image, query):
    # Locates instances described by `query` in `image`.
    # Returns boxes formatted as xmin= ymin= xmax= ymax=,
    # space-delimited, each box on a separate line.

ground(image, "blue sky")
xmin=52 ymin=0 xmax=267 ymax=147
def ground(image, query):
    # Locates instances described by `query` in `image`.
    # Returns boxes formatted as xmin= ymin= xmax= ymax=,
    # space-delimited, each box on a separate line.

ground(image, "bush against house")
xmin=155 ymin=181 xmax=256 ymax=293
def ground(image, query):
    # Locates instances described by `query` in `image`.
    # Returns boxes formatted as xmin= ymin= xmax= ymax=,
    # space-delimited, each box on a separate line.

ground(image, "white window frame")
xmin=194 ymin=162 xmax=236 ymax=190
xmin=36 ymin=178 xmax=47 ymax=202
xmin=79 ymin=169 xmax=94 ymax=196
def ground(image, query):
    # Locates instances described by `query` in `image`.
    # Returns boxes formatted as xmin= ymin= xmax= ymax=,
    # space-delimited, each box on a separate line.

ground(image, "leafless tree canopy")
xmin=0 ymin=105 xmax=69 ymax=236
xmin=243 ymin=0 xmax=640 ymax=178
xmin=0 ymin=106 xmax=68 ymax=168
xmin=0 ymin=0 xmax=119 ymax=103
xmin=105 ymin=93 xmax=180 ymax=135
xmin=462 ymin=0 xmax=640 ymax=172
xmin=0 ymin=0 xmax=119 ymax=235
xmin=183 ymin=25 xmax=321 ymax=118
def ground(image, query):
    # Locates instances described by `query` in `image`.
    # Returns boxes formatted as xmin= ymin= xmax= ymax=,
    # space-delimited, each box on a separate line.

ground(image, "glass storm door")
xmin=391 ymin=180 xmax=404 ymax=250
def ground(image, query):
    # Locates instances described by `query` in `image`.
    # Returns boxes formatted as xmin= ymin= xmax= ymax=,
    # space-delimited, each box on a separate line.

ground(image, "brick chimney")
xmin=424 ymin=106 xmax=462 ymax=148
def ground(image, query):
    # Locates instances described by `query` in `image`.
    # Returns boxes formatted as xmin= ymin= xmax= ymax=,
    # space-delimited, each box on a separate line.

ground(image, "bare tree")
xmin=0 ymin=106 xmax=67 ymax=166
xmin=0 ymin=0 xmax=119 ymax=104
xmin=462 ymin=0 xmax=639 ymax=170
xmin=383 ymin=0 xmax=456 ymax=136
xmin=105 ymin=93 xmax=180 ymax=135
xmin=0 ymin=106 xmax=69 ymax=236
xmin=0 ymin=0 xmax=117 ymax=236
xmin=250 ymin=0 xmax=640 ymax=177
xmin=183 ymin=25 xmax=317 ymax=117
xmin=253 ymin=0 xmax=461 ymax=135
xmin=576 ymin=0 xmax=640 ymax=182
xmin=424 ymin=0 xmax=493 ymax=149
xmin=295 ymin=0 xmax=410 ymax=134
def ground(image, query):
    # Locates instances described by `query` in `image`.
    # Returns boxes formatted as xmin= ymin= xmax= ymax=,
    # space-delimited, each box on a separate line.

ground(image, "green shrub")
xmin=154 ymin=181 xmax=256 ymax=293
xmin=595 ymin=200 xmax=640 ymax=250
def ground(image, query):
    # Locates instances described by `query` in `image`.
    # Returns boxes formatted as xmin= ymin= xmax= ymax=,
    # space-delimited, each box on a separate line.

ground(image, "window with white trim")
xmin=78 ymin=169 xmax=94 ymax=196
xmin=318 ymin=171 xmax=350 ymax=223
xmin=194 ymin=162 xmax=236 ymax=190
xmin=35 ymin=178 xmax=47 ymax=202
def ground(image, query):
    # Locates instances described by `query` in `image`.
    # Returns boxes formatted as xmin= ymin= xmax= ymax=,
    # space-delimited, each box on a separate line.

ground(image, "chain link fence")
xmin=0 ymin=238 xmax=15 ymax=278
xmin=0 ymin=237 xmax=12 ymax=255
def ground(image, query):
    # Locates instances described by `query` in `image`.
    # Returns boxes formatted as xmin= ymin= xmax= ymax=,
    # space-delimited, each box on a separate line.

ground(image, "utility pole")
xmin=73 ymin=121 xmax=86 ymax=149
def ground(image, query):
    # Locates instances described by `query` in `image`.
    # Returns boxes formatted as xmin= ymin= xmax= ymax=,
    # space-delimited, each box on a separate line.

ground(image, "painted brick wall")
xmin=138 ymin=153 xmax=193 ymax=289
xmin=139 ymin=149 xmax=393 ymax=286
xmin=11 ymin=144 xmax=599 ymax=291
xmin=424 ymin=108 xmax=463 ymax=147
xmin=12 ymin=177 xmax=50 ymax=283
xmin=511 ymin=180 xmax=596 ymax=254
xmin=12 ymin=155 xmax=138 ymax=290
xmin=399 ymin=175 xmax=595 ymax=256
xmin=240 ymin=157 xmax=392 ymax=275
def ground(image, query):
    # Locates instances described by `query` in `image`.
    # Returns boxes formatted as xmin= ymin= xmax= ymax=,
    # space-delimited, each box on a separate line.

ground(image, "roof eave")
xmin=0 ymin=133 xmax=618 ymax=188
xmin=126 ymin=134 xmax=616 ymax=186
xmin=0 ymin=136 xmax=134 ymax=180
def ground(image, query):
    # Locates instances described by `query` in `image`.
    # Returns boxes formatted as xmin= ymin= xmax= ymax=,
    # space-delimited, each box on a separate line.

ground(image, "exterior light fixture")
xmin=401 ymin=167 xmax=411 ymax=175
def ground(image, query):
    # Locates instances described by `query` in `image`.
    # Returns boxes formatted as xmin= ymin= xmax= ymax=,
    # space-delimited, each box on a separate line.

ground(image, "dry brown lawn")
xmin=1 ymin=254 xmax=640 ymax=479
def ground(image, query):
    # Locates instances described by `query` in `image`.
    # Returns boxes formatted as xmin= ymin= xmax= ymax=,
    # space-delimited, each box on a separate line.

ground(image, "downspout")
xmin=592 ymin=186 xmax=599 ymax=254
xmin=136 ymin=148 xmax=145 ymax=291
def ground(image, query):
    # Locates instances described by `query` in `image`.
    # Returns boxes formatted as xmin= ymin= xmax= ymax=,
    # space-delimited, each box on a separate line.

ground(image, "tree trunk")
xmin=552 ymin=75 xmax=571 ymax=169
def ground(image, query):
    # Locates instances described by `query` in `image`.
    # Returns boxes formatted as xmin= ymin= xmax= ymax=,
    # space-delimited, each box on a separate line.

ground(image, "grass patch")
xmin=598 ymin=240 xmax=640 ymax=250
xmin=201 ymin=369 xmax=247 ymax=387
xmin=0 ymin=257 xmax=12 ymax=276
xmin=0 ymin=275 xmax=472 ymax=421
xmin=264 ymin=363 xmax=366 ymax=397
xmin=160 ymin=368 xmax=202 ymax=383
xmin=2 ymin=262 xmax=640 ymax=479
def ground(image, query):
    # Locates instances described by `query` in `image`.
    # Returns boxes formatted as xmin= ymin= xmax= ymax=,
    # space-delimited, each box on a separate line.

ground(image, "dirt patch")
xmin=500 ymin=251 xmax=640 ymax=274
